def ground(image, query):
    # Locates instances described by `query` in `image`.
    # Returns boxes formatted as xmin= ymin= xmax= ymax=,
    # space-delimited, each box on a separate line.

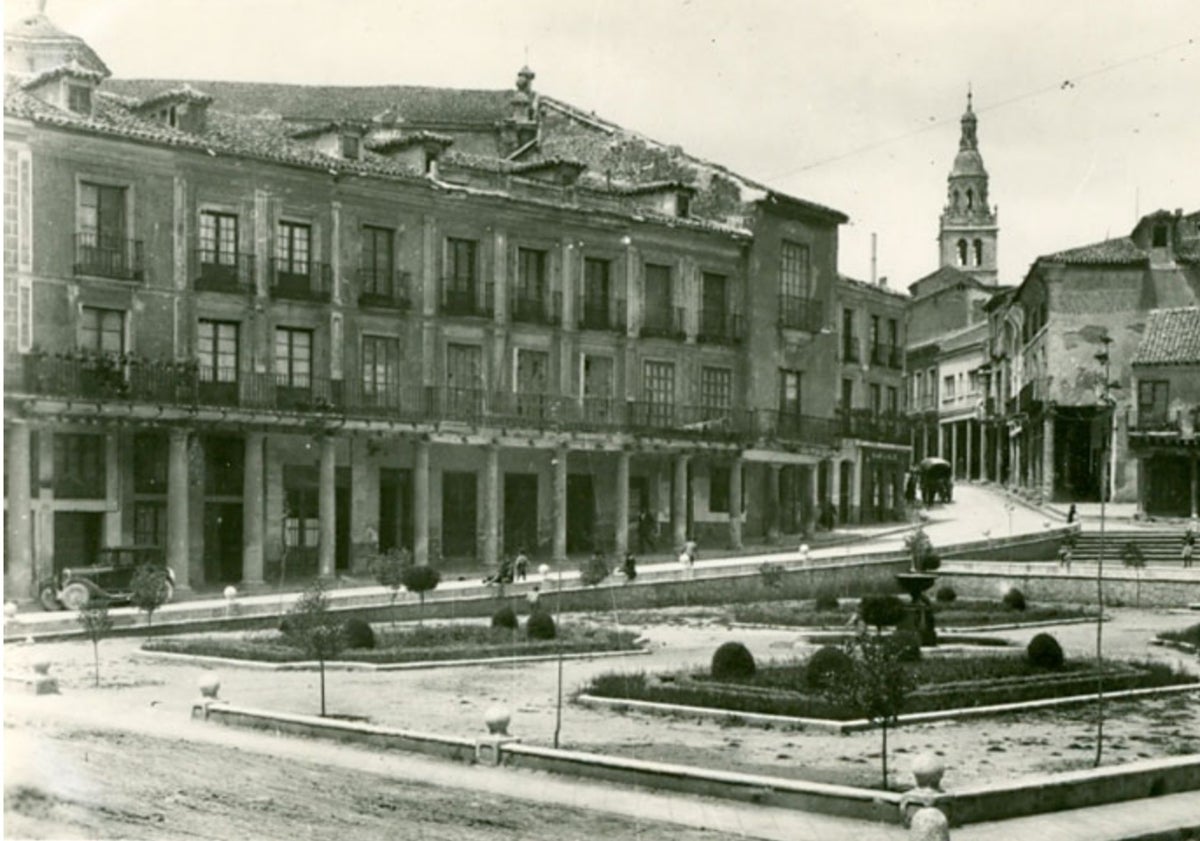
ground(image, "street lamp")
xmin=1093 ymin=336 xmax=1121 ymax=768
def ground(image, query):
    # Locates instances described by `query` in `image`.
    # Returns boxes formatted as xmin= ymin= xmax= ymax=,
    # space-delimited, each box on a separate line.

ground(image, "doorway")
xmin=504 ymin=473 xmax=539 ymax=555
xmin=53 ymin=511 xmax=103 ymax=575
xmin=379 ymin=468 xmax=412 ymax=552
xmin=442 ymin=471 xmax=478 ymax=558
xmin=566 ymin=474 xmax=596 ymax=553
xmin=203 ymin=503 xmax=243 ymax=584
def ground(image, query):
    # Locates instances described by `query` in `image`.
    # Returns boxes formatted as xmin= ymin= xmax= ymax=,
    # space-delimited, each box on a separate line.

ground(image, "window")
xmin=134 ymin=501 xmax=167 ymax=547
xmin=53 ymin=433 xmax=105 ymax=499
xmin=966 ymin=188 xmax=974 ymax=210
xmin=274 ymin=327 xmax=312 ymax=388
xmin=779 ymin=370 xmax=802 ymax=415
xmin=361 ymin=225 xmax=394 ymax=294
xmin=582 ymin=354 xmax=614 ymax=420
xmin=446 ymin=237 xmax=477 ymax=293
xmin=973 ymin=239 xmax=983 ymax=266
xmin=870 ymin=383 xmax=882 ymax=416
xmin=943 ymin=375 xmax=955 ymax=403
xmin=133 ymin=433 xmax=168 ymax=494
xmin=676 ymin=193 xmax=691 ymax=219
xmin=341 ymin=134 xmax=360 ymax=159
xmin=700 ymin=367 xmax=733 ymax=413
xmin=710 ymin=466 xmax=730 ymax=513
xmin=275 ymin=221 xmax=311 ymax=275
xmin=284 ymin=471 xmax=320 ymax=550
xmin=780 ymin=241 xmax=810 ymax=299
xmin=1152 ymin=224 xmax=1168 ymax=248
xmin=887 ymin=318 xmax=899 ymax=352
xmin=642 ymin=360 xmax=675 ymax=425
xmin=841 ymin=378 xmax=853 ymax=412
xmin=842 ymin=308 xmax=857 ymax=360
xmin=200 ymin=211 xmax=238 ymax=265
xmin=79 ymin=306 xmax=124 ymax=354
xmin=79 ymin=181 xmax=126 ymax=247
xmin=869 ymin=315 xmax=880 ymax=360
xmin=67 ymin=84 xmax=92 ymax=114
xmin=582 ymin=257 xmax=611 ymax=328
xmin=700 ymin=272 xmax=728 ymax=338
xmin=515 ymin=348 xmax=550 ymax=417
xmin=515 ymin=247 xmax=547 ymax=305
xmin=887 ymin=386 xmax=898 ymax=415
xmin=1137 ymin=381 xmax=1170 ymax=424
xmin=198 ymin=320 xmax=238 ymax=383
xmin=956 ymin=239 xmax=968 ymax=266
xmin=361 ymin=335 xmax=399 ymax=399
xmin=642 ymin=263 xmax=673 ymax=334
xmin=446 ymin=342 xmax=482 ymax=418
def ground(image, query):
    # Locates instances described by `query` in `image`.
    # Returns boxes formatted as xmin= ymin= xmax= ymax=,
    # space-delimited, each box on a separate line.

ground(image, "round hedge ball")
xmin=711 ymin=641 xmax=756 ymax=681
xmin=806 ymin=645 xmax=853 ymax=690
xmin=525 ymin=610 xmax=557 ymax=640
xmin=491 ymin=605 xmax=518 ymax=630
xmin=1002 ymin=588 xmax=1027 ymax=612
xmin=1026 ymin=632 xmax=1064 ymax=669
xmin=342 ymin=617 xmax=376 ymax=650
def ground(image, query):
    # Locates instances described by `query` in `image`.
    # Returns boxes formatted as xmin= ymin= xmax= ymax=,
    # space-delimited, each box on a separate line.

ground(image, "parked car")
xmin=39 ymin=545 xmax=174 ymax=611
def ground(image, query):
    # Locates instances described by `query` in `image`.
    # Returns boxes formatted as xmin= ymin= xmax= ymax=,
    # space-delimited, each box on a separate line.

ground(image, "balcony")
xmin=838 ymin=408 xmax=911 ymax=445
xmin=626 ymin=401 xmax=750 ymax=439
xmin=510 ymin=291 xmax=561 ymax=326
xmin=269 ymin=259 xmax=332 ymax=302
xmin=358 ymin=268 xmax=412 ymax=310
xmin=843 ymin=342 xmax=860 ymax=363
xmin=441 ymin=281 xmax=495 ymax=319
xmin=640 ymin=306 xmax=686 ymax=340
xmin=778 ymin=295 xmax=824 ymax=332
xmin=756 ymin=410 xmax=840 ymax=447
xmin=578 ymin=296 xmax=627 ymax=333
xmin=1128 ymin=408 xmax=1198 ymax=449
xmin=888 ymin=346 xmax=904 ymax=369
xmin=195 ymin=251 xmax=254 ymax=293
xmin=697 ymin=311 xmax=745 ymax=346
xmin=74 ymin=232 xmax=144 ymax=282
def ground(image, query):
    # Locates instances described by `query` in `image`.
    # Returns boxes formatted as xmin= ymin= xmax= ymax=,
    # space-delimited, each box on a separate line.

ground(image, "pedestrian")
xmin=1183 ymin=534 xmax=1195 ymax=569
xmin=638 ymin=509 xmax=656 ymax=554
xmin=525 ymin=585 xmax=541 ymax=610
xmin=514 ymin=547 xmax=529 ymax=581
xmin=622 ymin=551 xmax=637 ymax=581
xmin=1066 ymin=503 xmax=1077 ymax=524
xmin=905 ymin=472 xmax=917 ymax=505
xmin=1057 ymin=544 xmax=1072 ymax=571
xmin=683 ymin=538 xmax=699 ymax=564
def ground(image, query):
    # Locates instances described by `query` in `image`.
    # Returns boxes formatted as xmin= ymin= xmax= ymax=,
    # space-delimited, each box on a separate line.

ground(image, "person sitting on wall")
xmin=622 ymin=551 xmax=637 ymax=581
xmin=514 ymin=548 xmax=529 ymax=581
xmin=483 ymin=555 xmax=514 ymax=585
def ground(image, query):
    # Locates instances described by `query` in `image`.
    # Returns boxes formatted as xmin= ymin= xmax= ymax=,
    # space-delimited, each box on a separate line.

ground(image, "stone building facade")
xmin=3 ymin=11 xmax=852 ymax=600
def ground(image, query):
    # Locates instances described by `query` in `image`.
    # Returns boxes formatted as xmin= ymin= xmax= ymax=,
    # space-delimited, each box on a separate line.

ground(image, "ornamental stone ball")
xmin=197 ymin=672 xmax=221 ymax=699
xmin=4 ymin=602 xmax=18 ymax=619
xmin=223 ymin=585 xmax=238 ymax=602
xmin=484 ymin=704 xmax=511 ymax=735
xmin=909 ymin=807 xmax=950 ymax=841
xmin=537 ymin=563 xmax=550 ymax=580
xmin=799 ymin=544 xmax=810 ymax=560
xmin=911 ymin=753 xmax=945 ymax=790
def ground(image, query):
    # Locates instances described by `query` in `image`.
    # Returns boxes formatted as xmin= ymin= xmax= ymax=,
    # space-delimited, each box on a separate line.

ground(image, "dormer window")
xmin=341 ymin=134 xmax=360 ymax=160
xmin=67 ymin=83 xmax=92 ymax=114
xmin=157 ymin=105 xmax=178 ymax=127
xmin=676 ymin=193 xmax=691 ymax=219
xmin=1152 ymin=224 xmax=1168 ymax=248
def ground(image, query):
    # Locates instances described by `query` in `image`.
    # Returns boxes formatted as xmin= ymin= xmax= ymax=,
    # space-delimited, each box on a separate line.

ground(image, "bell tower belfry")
xmin=938 ymin=89 xmax=998 ymax=284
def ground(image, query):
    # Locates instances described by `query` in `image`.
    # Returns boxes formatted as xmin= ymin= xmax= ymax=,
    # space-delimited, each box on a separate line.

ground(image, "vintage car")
xmin=39 ymin=545 xmax=175 ymax=611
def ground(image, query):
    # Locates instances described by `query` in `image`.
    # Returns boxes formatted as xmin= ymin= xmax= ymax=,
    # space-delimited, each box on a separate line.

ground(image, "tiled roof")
xmin=1042 ymin=236 xmax=1147 ymax=265
xmin=4 ymin=13 xmax=111 ymax=77
xmin=367 ymin=129 xmax=454 ymax=152
xmin=136 ymin=84 xmax=214 ymax=109
xmin=1135 ymin=307 xmax=1200 ymax=365
xmin=837 ymin=274 xmax=909 ymax=301
xmin=20 ymin=58 xmax=105 ymax=88
xmin=102 ymin=79 xmax=513 ymax=125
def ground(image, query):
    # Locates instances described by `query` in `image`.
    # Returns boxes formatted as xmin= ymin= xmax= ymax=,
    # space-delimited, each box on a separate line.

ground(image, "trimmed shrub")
xmin=491 ymin=605 xmax=518 ymax=630
xmin=935 ymin=585 xmax=957 ymax=604
xmin=1002 ymin=588 xmax=1027 ymax=611
xmin=1027 ymin=632 xmax=1065 ymax=669
xmin=813 ymin=590 xmax=840 ymax=611
xmin=342 ymin=618 xmax=376 ymax=650
xmin=891 ymin=629 xmax=923 ymax=662
xmin=278 ymin=616 xmax=295 ymax=636
xmin=806 ymin=645 xmax=852 ymax=689
xmin=526 ymin=610 xmax=557 ymax=640
xmin=711 ymin=641 xmax=756 ymax=682
xmin=860 ymin=594 xmax=907 ymax=630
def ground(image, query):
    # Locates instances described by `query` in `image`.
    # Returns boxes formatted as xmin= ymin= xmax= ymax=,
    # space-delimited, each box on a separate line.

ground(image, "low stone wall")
xmin=938 ymin=562 xmax=1200 ymax=608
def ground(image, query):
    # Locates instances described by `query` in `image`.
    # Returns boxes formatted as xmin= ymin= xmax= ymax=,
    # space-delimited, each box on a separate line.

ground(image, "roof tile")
xmin=1135 ymin=307 xmax=1200 ymax=365
xmin=1042 ymin=236 xmax=1146 ymax=265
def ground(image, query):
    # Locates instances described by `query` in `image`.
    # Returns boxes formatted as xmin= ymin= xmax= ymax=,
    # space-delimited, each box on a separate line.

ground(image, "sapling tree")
xmin=1121 ymin=542 xmax=1146 ymax=607
xmin=284 ymin=580 xmax=344 ymax=716
xmin=129 ymin=563 xmax=171 ymax=627
xmin=77 ymin=598 xmax=113 ymax=688
xmin=371 ymin=547 xmax=411 ymax=628
xmin=823 ymin=630 xmax=916 ymax=790
xmin=401 ymin=564 xmax=441 ymax=627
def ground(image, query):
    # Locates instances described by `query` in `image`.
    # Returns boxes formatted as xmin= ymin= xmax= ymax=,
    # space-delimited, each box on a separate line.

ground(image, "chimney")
xmin=870 ymin=233 xmax=878 ymax=285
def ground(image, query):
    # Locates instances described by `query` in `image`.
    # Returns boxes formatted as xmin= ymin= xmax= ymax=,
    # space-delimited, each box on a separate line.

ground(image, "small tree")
xmin=77 ymin=598 xmax=113 ymax=688
xmin=401 ymin=564 xmax=441 ymax=627
xmin=859 ymin=594 xmax=906 ymax=634
xmin=284 ymin=580 xmax=344 ymax=716
xmin=1121 ymin=542 xmax=1146 ymax=607
xmin=903 ymin=527 xmax=941 ymax=572
xmin=823 ymin=631 xmax=916 ymax=790
xmin=371 ymin=547 xmax=411 ymax=628
xmin=129 ymin=564 xmax=171 ymax=627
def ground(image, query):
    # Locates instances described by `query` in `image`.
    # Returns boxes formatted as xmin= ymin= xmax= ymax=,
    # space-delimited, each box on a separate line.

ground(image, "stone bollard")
xmin=900 ymin=753 xmax=945 ymax=827
xmin=197 ymin=671 xmax=221 ymax=700
xmin=909 ymin=807 xmax=950 ymax=840
xmin=476 ymin=705 xmax=519 ymax=766
xmin=223 ymin=586 xmax=238 ymax=617
xmin=24 ymin=660 xmax=59 ymax=695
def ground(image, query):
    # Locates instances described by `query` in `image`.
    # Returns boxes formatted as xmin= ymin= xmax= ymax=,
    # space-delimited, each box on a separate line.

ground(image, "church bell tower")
xmin=938 ymin=90 xmax=998 ymax=284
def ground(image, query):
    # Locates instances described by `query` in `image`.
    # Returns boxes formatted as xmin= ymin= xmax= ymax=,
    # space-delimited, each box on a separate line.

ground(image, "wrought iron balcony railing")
xmin=441 ymin=281 xmax=495 ymax=319
xmin=778 ymin=295 xmax=824 ymax=332
xmin=357 ymin=268 xmax=412 ymax=310
xmin=74 ymin=232 xmax=144 ymax=281
xmin=696 ymin=311 xmax=745 ymax=346
xmin=755 ymin=410 xmax=840 ymax=447
xmin=843 ymin=342 xmax=860 ymax=363
xmin=195 ymin=251 xmax=255 ymax=293
xmin=510 ymin=291 xmax=561 ymax=326
xmin=837 ymin=408 xmax=912 ymax=445
xmin=269 ymin=259 xmax=332 ymax=301
xmin=578 ymin=296 xmax=627 ymax=333
xmin=640 ymin=306 xmax=686 ymax=340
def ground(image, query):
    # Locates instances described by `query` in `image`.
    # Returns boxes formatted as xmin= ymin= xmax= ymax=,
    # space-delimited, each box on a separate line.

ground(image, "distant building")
xmin=4 ymin=10 xmax=858 ymax=601
xmin=1129 ymin=306 xmax=1200 ymax=519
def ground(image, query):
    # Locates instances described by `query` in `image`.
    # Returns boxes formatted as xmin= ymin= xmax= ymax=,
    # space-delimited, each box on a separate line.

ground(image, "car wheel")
xmin=59 ymin=582 xmax=92 ymax=611
xmin=38 ymin=585 xmax=61 ymax=612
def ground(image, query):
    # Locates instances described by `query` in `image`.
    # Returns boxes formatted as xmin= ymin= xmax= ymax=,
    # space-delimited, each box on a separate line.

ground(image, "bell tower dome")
xmin=938 ymin=89 xmax=998 ymax=284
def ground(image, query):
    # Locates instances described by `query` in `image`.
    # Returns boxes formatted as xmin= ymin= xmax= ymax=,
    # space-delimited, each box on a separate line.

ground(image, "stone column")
xmin=807 ymin=463 xmax=820 ymax=532
xmin=980 ymin=422 xmax=990 ymax=482
xmin=1042 ymin=412 xmax=1055 ymax=501
xmin=966 ymin=419 xmax=974 ymax=480
xmin=848 ymin=457 xmax=863 ymax=524
xmin=167 ymin=429 xmax=191 ymax=590
xmin=483 ymin=443 xmax=500 ymax=568
xmin=729 ymin=457 xmax=743 ymax=549
xmin=553 ymin=445 xmax=568 ymax=563
xmin=672 ymin=453 xmax=690 ymax=549
xmin=6 ymin=423 xmax=34 ymax=599
xmin=766 ymin=464 xmax=781 ymax=541
xmin=318 ymin=435 xmax=336 ymax=578
xmin=413 ymin=439 xmax=430 ymax=565
xmin=242 ymin=431 xmax=265 ymax=585
xmin=949 ymin=422 xmax=958 ymax=479
xmin=829 ymin=459 xmax=842 ymax=527
xmin=937 ymin=423 xmax=945 ymax=462
xmin=615 ymin=450 xmax=631 ymax=556
xmin=1191 ymin=456 xmax=1198 ymax=519
xmin=1135 ymin=458 xmax=1147 ymax=518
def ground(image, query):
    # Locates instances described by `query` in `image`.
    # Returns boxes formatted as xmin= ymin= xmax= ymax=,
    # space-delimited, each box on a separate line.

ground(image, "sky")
xmin=10 ymin=0 xmax=1199 ymax=289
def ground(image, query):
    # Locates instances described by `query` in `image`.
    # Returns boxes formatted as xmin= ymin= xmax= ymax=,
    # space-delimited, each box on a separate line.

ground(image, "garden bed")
xmin=1156 ymin=623 xmax=1200 ymax=655
xmin=584 ymin=656 xmax=1195 ymax=722
xmin=729 ymin=598 xmax=1094 ymax=629
xmin=143 ymin=623 xmax=641 ymax=665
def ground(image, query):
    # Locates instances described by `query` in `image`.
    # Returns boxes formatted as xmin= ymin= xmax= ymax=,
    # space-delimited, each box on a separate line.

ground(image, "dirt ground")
xmin=3 ymin=720 xmax=750 ymax=841
xmin=5 ymin=607 xmax=1199 ymax=800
